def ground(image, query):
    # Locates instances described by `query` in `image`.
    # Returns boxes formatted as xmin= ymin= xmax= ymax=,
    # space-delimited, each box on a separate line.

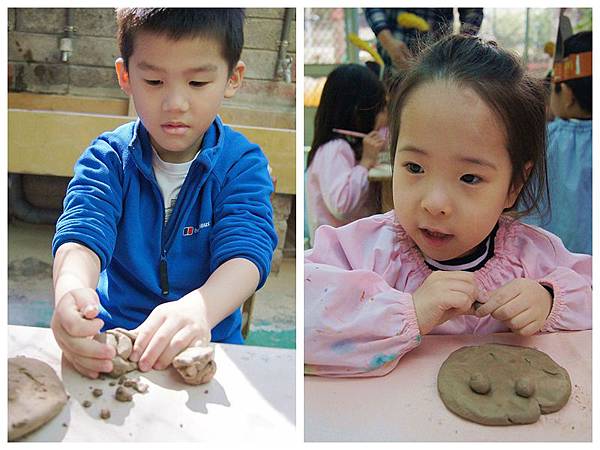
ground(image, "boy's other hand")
xmin=129 ymin=295 xmax=211 ymax=372
xmin=475 ymin=278 xmax=552 ymax=336
xmin=51 ymin=288 xmax=116 ymax=378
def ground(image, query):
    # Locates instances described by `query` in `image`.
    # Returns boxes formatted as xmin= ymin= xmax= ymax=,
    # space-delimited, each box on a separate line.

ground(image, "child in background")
xmin=51 ymin=8 xmax=277 ymax=379
xmin=525 ymin=31 xmax=592 ymax=254
xmin=306 ymin=64 xmax=387 ymax=245
xmin=305 ymin=35 xmax=591 ymax=377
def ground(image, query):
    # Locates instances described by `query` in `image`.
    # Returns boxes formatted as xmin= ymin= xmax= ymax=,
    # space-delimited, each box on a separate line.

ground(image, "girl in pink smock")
xmin=305 ymin=35 xmax=592 ymax=377
xmin=306 ymin=64 xmax=387 ymax=245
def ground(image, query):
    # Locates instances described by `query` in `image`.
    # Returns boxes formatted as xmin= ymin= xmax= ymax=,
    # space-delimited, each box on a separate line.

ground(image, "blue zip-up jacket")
xmin=52 ymin=116 xmax=278 ymax=343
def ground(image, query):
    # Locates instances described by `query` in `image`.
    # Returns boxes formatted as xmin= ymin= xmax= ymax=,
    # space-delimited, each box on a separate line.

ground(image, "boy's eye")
xmin=404 ymin=162 xmax=424 ymax=174
xmin=144 ymin=79 xmax=162 ymax=86
xmin=460 ymin=174 xmax=482 ymax=185
xmin=189 ymin=81 xmax=208 ymax=87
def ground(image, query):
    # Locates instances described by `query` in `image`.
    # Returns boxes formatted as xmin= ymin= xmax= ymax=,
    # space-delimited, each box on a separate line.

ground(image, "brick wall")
xmin=8 ymin=8 xmax=296 ymax=111
xmin=8 ymin=8 xmax=296 ymax=263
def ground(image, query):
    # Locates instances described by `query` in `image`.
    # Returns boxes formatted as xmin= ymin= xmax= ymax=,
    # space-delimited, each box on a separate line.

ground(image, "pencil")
xmin=332 ymin=128 xmax=368 ymax=139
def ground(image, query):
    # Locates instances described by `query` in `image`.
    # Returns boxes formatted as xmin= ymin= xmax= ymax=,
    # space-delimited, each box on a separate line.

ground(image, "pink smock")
xmin=304 ymin=211 xmax=591 ymax=377
xmin=306 ymin=139 xmax=379 ymax=243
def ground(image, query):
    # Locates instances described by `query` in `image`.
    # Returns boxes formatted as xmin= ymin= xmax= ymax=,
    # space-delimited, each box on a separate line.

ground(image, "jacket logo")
xmin=183 ymin=222 xmax=211 ymax=236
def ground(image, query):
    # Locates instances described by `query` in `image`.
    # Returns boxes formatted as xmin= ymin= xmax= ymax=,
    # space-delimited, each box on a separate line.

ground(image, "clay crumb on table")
xmin=115 ymin=386 xmax=134 ymax=402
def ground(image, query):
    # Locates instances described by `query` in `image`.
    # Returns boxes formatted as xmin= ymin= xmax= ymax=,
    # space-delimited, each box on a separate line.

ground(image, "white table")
xmin=368 ymin=163 xmax=393 ymax=212
xmin=305 ymin=331 xmax=591 ymax=442
xmin=8 ymin=325 xmax=296 ymax=442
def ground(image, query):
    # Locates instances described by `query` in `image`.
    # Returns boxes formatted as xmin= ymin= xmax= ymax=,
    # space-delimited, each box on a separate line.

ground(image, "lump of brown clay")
xmin=94 ymin=328 xmax=139 ymax=378
xmin=172 ymin=346 xmax=216 ymax=385
xmin=100 ymin=409 xmax=111 ymax=420
xmin=95 ymin=328 xmax=217 ymax=385
xmin=437 ymin=343 xmax=571 ymax=425
xmin=8 ymin=357 xmax=68 ymax=441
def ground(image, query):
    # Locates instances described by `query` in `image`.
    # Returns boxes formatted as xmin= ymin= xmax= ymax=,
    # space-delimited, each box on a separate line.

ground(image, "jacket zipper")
xmin=139 ymin=139 xmax=209 ymax=298
xmin=159 ymin=249 xmax=169 ymax=296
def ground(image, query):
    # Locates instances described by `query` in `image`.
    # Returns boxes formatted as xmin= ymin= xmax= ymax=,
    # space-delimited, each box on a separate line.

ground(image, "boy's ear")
xmin=560 ymin=82 xmax=576 ymax=108
xmin=115 ymin=57 xmax=132 ymax=96
xmin=504 ymin=161 xmax=533 ymax=209
xmin=224 ymin=61 xmax=245 ymax=98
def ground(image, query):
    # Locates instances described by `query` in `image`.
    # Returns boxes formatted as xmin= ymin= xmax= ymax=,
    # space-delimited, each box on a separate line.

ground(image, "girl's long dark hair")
xmin=307 ymin=64 xmax=386 ymax=168
xmin=387 ymin=34 xmax=549 ymax=219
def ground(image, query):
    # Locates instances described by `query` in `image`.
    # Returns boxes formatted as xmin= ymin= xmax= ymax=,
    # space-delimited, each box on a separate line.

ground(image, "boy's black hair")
xmin=116 ymin=8 xmax=245 ymax=73
xmin=307 ymin=64 xmax=386 ymax=168
xmin=388 ymin=34 xmax=549 ymax=220
xmin=554 ymin=31 xmax=592 ymax=114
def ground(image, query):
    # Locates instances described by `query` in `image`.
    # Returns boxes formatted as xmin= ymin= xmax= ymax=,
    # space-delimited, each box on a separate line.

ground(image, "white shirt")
xmin=151 ymin=148 xmax=199 ymax=224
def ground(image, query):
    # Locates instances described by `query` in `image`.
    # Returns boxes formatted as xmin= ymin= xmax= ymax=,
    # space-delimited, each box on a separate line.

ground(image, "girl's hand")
xmin=51 ymin=288 xmax=115 ymax=378
xmin=412 ymin=271 xmax=480 ymax=335
xmin=360 ymin=131 xmax=386 ymax=169
xmin=475 ymin=278 xmax=553 ymax=336
xmin=129 ymin=295 xmax=211 ymax=372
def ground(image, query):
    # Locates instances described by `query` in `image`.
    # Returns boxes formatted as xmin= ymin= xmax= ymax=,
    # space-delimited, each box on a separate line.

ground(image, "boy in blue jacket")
xmin=51 ymin=8 xmax=278 ymax=379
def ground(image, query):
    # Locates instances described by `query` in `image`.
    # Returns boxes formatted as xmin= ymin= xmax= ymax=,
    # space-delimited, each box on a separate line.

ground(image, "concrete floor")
xmin=8 ymin=220 xmax=296 ymax=349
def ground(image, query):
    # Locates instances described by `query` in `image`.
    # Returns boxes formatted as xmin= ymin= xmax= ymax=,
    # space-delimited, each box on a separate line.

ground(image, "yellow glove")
xmin=347 ymin=32 xmax=385 ymax=67
xmin=397 ymin=13 xmax=430 ymax=32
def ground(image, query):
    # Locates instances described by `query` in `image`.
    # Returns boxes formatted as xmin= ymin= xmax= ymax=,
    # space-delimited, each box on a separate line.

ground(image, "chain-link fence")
xmin=304 ymin=8 xmax=591 ymax=143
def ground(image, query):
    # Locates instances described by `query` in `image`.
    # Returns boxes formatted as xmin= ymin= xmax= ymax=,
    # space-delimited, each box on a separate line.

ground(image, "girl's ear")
xmin=115 ymin=58 xmax=132 ymax=96
xmin=224 ymin=61 xmax=246 ymax=98
xmin=504 ymin=161 xmax=533 ymax=209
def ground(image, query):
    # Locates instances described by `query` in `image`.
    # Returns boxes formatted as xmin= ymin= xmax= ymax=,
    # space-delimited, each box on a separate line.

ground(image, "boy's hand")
xmin=51 ymin=288 xmax=115 ymax=378
xmin=129 ymin=295 xmax=211 ymax=372
xmin=412 ymin=271 xmax=480 ymax=335
xmin=475 ymin=278 xmax=553 ymax=336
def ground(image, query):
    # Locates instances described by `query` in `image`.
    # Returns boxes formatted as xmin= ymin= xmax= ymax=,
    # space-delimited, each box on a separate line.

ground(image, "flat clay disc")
xmin=8 ymin=357 xmax=68 ymax=441
xmin=437 ymin=343 xmax=571 ymax=425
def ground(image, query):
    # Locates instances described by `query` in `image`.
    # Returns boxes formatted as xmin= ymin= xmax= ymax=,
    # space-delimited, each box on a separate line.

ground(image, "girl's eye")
xmin=144 ymin=79 xmax=162 ymax=86
xmin=460 ymin=174 xmax=482 ymax=185
xmin=404 ymin=162 xmax=424 ymax=174
xmin=190 ymin=81 xmax=208 ymax=87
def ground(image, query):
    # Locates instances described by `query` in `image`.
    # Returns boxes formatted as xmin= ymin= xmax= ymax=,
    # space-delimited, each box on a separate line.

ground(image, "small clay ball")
xmin=100 ymin=409 xmax=111 ymax=420
xmin=515 ymin=377 xmax=535 ymax=398
xmin=92 ymin=388 xmax=103 ymax=398
xmin=469 ymin=372 xmax=491 ymax=395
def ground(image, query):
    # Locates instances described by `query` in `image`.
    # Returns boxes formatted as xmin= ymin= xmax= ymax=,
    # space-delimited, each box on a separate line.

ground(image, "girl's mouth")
xmin=420 ymin=228 xmax=453 ymax=246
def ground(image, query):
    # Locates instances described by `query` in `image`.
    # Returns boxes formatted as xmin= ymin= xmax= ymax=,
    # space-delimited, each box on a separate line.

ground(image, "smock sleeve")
xmin=518 ymin=225 xmax=592 ymax=332
xmin=304 ymin=218 xmax=422 ymax=377
xmin=314 ymin=140 xmax=371 ymax=221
